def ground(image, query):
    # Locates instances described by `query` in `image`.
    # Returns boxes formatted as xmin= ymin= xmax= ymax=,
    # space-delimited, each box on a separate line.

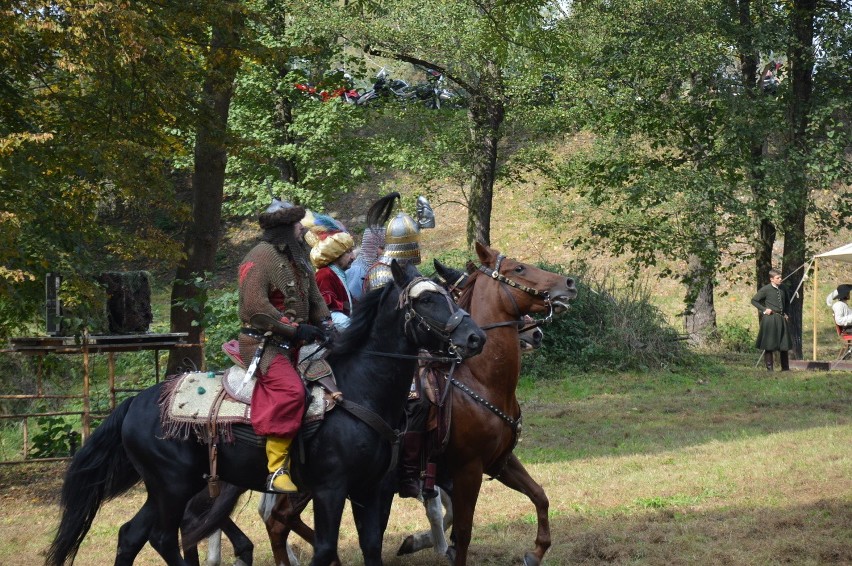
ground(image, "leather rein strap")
xmin=316 ymin=375 xmax=402 ymax=476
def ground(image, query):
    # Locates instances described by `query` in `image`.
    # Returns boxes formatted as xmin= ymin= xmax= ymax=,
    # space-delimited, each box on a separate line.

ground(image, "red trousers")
xmin=250 ymin=353 xmax=306 ymax=437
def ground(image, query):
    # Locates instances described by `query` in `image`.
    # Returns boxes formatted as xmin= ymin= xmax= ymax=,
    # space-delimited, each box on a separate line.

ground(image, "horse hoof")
xmin=522 ymin=552 xmax=540 ymax=566
xmin=445 ymin=546 xmax=456 ymax=564
xmin=397 ymin=536 xmax=416 ymax=556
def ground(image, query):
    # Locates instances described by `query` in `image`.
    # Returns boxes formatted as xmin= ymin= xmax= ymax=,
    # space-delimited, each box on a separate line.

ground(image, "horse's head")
xmin=392 ymin=260 xmax=485 ymax=360
xmin=432 ymin=259 xmax=470 ymax=302
xmin=474 ymin=242 xmax=577 ymax=318
xmin=519 ymin=315 xmax=544 ymax=353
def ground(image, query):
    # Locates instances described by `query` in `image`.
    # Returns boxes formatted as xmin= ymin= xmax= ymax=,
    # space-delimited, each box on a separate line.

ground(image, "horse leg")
xmin=114 ymin=498 xmax=156 ymax=566
xmin=308 ymin=485 xmax=346 ymax=566
xmin=448 ymin=464 xmax=483 ymax=566
xmin=441 ymin=485 xmax=453 ymax=531
xmin=396 ymin=486 xmax=451 ymax=556
xmin=350 ymin=489 xmax=385 ymax=566
xmin=262 ymin=491 xmax=319 ymax=566
xmin=495 ymin=454 xmax=550 ymax=566
xmin=200 ymin=531 xmax=220 ymax=566
xmin=147 ymin=490 xmax=196 ymax=566
xmin=220 ymin=518 xmax=254 ymax=566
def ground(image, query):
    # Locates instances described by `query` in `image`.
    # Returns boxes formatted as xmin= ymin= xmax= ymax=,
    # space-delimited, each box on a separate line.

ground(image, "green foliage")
xmin=202 ymin=289 xmax=240 ymax=370
xmin=28 ymin=415 xmax=78 ymax=459
xmin=172 ymin=274 xmax=239 ymax=368
xmin=715 ymin=322 xmax=754 ymax=353
xmin=523 ymin=262 xmax=686 ymax=375
xmin=0 ymin=1 xmax=204 ymax=337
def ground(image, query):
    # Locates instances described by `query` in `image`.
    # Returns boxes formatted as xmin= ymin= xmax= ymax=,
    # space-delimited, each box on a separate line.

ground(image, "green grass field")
xmin=1 ymin=356 xmax=849 ymax=565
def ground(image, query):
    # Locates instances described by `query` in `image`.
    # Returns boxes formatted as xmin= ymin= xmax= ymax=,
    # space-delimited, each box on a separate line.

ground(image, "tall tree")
xmin=345 ymin=0 xmax=552 ymax=246
xmin=168 ymin=2 xmax=245 ymax=373
xmin=546 ymin=0 xmax=850 ymax=345
xmin=780 ymin=0 xmax=816 ymax=358
xmin=0 ymin=1 xmax=203 ymax=337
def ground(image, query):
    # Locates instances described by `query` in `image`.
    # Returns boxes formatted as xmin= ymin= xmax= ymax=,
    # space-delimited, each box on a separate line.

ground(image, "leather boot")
xmin=398 ymin=432 xmax=423 ymax=498
xmin=764 ymin=351 xmax=774 ymax=371
xmin=779 ymin=351 xmax=790 ymax=371
xmin=266 ymin=436 xmax=298 ymax=493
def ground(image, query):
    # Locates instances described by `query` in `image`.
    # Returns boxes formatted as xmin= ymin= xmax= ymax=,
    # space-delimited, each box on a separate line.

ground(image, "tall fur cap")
xmin=258 ymin=204 xmax=306 ymax=229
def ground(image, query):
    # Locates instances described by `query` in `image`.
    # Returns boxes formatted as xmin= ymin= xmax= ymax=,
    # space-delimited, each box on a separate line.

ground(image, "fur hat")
xmin=310 ymin=231 xmax=355 ymax=268
xmin=258 ymin=198 xmax=305 ymax=229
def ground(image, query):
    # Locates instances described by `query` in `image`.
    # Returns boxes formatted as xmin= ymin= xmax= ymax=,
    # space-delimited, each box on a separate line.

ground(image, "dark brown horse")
xmin=186 ymin=243 xmax=575 ymax=565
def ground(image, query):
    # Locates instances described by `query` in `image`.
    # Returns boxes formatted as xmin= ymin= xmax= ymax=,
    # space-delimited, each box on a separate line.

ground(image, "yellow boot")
xmin=266 ymin=436 xmax=298 ymax=493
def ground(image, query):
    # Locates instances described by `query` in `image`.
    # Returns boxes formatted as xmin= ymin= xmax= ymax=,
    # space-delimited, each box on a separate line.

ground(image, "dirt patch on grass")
xmin=0 ymin=461 xmax=64 ymax=505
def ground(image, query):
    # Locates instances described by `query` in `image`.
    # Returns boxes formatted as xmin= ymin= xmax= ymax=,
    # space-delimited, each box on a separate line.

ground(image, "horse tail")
xmin=180 ymin=482 xmax=245 ymax=550
xmin=45 ymin=396 xmax=140 ymax=566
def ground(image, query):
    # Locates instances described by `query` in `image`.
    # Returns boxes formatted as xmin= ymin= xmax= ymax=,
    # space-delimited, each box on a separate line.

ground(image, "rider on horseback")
xmin=238 ymin=197 xmax=331 ymax=493
xmin=307 ymin=216 xmax=356 ymax=328
xmin=364 ymin=193 xmax=436 ymax=499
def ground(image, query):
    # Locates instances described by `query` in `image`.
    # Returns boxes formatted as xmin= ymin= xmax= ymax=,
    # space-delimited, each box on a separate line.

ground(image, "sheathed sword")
xmin=235 ymin=313 xmax=295 ymax=394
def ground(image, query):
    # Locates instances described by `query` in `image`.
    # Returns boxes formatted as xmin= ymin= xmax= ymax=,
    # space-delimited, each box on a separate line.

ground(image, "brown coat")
xmin=237 ymin=241 xmax=329 ymax=436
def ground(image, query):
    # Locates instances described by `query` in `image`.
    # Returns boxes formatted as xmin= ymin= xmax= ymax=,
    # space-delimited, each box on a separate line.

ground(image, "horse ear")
xmin=433 ymin=258 xmax=448 ymax=277
xmin=390 ymin=259 xmax=407 ymax=287
xmin=474 ymin=241 xmax=494 ymax=266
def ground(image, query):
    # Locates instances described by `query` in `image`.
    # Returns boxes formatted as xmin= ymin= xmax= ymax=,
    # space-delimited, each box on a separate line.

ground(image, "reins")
xmin=321 ymin=276 xmax=470 ymax=475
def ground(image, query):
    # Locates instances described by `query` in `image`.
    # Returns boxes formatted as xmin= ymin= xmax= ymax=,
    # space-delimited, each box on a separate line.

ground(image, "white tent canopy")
xmin=815 ymin=242 xmax=852 ymax=263
xmin=810 ymin=242 xmax=852 ymax=360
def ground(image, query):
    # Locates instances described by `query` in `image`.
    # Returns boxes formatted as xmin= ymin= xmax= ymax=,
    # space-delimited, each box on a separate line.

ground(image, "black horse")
xmin=178 ymin=259 xmax=549 ymax=565
xmin=46 ymin=261 xmax=485 ymax=566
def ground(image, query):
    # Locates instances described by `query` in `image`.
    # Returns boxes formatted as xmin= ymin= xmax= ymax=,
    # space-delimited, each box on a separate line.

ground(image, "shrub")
xmin=28 ymin=415 xmax=79 ymax=459
xmin=715 ymin=322 xmax=754 ymax=353
xmin=523 ymin=263 xmax=686 ymax=376
xmin=202 ymin=288 xmax=240 ymax=370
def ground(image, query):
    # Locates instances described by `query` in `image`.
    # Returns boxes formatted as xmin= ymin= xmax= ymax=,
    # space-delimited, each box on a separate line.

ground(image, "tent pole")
xmin=812 ymin=259 xmax=817 ymax=361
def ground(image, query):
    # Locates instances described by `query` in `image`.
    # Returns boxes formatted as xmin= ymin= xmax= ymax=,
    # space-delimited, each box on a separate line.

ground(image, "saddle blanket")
xmin=160 ymin=371 xmax=251 ymax=442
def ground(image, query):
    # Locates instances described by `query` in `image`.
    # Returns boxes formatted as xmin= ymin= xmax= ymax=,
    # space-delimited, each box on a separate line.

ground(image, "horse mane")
xmin=327 ymin=284 xmax=394 ymax=359
xmin=456 ymin=269 xmax=483 ymax=312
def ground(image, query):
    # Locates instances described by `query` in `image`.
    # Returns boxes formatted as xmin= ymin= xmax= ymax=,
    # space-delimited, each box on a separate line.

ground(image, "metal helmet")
xmin=381 ymin=211 xmax=421 ymax=264
xmin=416 ymin=195 xmax=436 ymax=229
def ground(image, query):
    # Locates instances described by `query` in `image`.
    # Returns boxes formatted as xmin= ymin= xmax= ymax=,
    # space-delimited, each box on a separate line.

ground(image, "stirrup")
xmin=267 ymin=467 xmax=298 ymax=493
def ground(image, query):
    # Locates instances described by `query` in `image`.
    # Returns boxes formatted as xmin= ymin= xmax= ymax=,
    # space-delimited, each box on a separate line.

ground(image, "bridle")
xmin=361 ymin=277 xmax=473 ymax=363
xmin=434 ymin=270 xmax=469 ymax=302
xmin=477 ymin=254 xmax=557 ymax=328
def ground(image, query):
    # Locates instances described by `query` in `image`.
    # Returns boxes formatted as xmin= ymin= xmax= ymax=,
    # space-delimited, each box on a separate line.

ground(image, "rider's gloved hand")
xmin=294 ymin=323 xmax=325 ymax=344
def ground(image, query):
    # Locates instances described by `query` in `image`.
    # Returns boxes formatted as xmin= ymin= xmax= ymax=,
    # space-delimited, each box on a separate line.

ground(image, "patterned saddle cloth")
xmin=159 ymin=343 xmax=338 ymax=443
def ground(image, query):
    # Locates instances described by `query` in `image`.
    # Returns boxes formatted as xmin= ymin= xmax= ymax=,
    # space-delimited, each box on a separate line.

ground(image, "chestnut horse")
xmin=185 ymin=243 xmax=575 ymax=565
xmin=416 ymin=242 xmax=575 ymax=566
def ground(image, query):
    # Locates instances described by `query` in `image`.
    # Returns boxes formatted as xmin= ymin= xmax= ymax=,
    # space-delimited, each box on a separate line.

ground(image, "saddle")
xmin=159 ymin=341 xmax=340 ymax=444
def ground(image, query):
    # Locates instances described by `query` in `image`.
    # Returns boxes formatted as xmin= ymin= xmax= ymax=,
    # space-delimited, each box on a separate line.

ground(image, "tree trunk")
xmin=465 ymin=61 xmax=504 ymax=247
xmin=683 ymin=253 xmax=717 ymax=346
xmin=167 ymin=8 xmax=243 ymax=375
xmin=780 ymin=0 xmax=816 ymax=360
xmin=733 ymin=0 xmax=776 ymax=289
xmin=272 ymin=74 xmax=299 ymax=187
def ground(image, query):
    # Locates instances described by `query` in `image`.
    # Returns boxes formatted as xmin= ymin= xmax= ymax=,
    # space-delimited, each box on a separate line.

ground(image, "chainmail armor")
xmin=238 ymin=241 xmax=330 ymax=373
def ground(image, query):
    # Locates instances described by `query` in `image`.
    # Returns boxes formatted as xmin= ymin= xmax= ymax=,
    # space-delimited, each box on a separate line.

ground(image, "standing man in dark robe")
xmin=751 ymin=269 xmax=793 ymax=371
